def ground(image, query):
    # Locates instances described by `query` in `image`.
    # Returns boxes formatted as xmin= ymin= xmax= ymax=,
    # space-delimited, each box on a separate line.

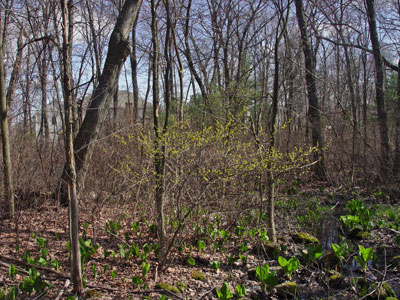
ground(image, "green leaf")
xmin=255 ymin=264 xmax=278 ymax=291
xmin=35 ymin=237 xmax=47 ymax=249
xmin=7 ymin=286 xmax=18 ymax=300
xmin=131 ymin=276 xmax=143 ymax=288
xmin=197 ymin=240 xmax=206 ymax=252
xmin=131 ymin=243 xmax=140 ymax=257
xmin=211 ymin=261 xmax=220 ymax=270
xmin=278 ymin=256 xmax=288 ymax=267
xmin=187 ymin=257 xmax=196 ymax=266
xmin=142 ymin=262 xmax=150 ymax=277
xmin=8 ymin=265 xmax=17 ymax=281
xmin=287 ymin=257 xmax=300 ymax=273
xmin=111 ymin=270 xmax=117 ymax=280
xmin=51 ymin=260 xmax=60 ymax=272
xmin=143 ymin=243 xmax=151 ymax=255
xmin=255 ymin=264 xmax=269 ymax=281
xmin=119 ymin=244 xmax=127 ymax=259
xmin=35 ymin=257 xmax=47 ymax=267
xmin=217 ymin=282 xmax=232 ymax=300
xmin=235 ymin=284 xmax=246 ymax=297
xmin=92 ymin=264 xmax=97 ymax=278
xmin=66 ymin=242 xmax=71 ymax=253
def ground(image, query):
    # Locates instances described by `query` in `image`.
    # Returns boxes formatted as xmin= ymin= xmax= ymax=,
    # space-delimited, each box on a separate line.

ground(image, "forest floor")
xmin=0 ymin=186 xmax=399 ymax=300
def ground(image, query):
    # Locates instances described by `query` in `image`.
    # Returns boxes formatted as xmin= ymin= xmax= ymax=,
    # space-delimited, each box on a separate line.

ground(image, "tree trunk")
xmin=142 ymin=55 xmax=151 ymax=128
xmin=113 ymin=82 xmax=119 ymax=129
xmin=85 ymin=0 xmax=101 ymax=84
xmin=58 ymin=0 xmax=142 ymax=204
xmin=394 ymin=59 xmax=400 ymax=177
xmin=130 ymin=3 xmax=141 ymax=123
xmin=365 ymin=0 xmax=391 ymax=179
xmin=6 ymin=30 xmax=23 ymax=125
xmin=171 ymin=4 xmax=184 ymax=123
xmin=294 ymin=0 xmax=327 ymax=181
xmin=0 ymin=15 xmax=14 ymax=219
xmin=60 ymin=0 xmax=83 ymax=296
xmin=183 ymin=0 xmax=211 ymax=117
xmin=39 ymin=45 xmax=50 ymax=139
xmin=23 ymin=46 xmax=32 ymax=134
xmin=151 ymin=0 xmax=167 ymax=265
xmin=266 ymin=1 xmax=289 ymax=244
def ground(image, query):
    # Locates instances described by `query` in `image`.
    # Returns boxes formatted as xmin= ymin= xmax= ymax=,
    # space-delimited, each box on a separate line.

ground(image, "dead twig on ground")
xmin=54 ymin=279 xmax=71 ymax=300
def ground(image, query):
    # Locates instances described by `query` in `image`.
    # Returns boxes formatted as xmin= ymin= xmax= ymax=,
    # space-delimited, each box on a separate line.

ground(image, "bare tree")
xmin=365 ymin=0 xmax=390 ymax=179
xmin=265 ymin=0 xmax=290 ymax=244
xmin=0 ymin=9 xmax=14 ymax=219
xmin=130 ymin=2 xmax=141 ymax=124
xmin=60 ymin=0 xmax=83 ymax=295
xmin=150 ymin=0 xmax=168 ymax=265
xmin=58 ymin=0 xmax=142 ymax=203
xmin=294 ymin=0 xmax=327 ymax=180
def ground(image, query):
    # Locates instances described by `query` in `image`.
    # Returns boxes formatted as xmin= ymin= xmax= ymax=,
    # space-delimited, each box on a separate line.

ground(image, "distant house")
xmin=32 ymin=90 xmax=144 ymax=139
xmin=85 ymin=90 xmax=145 ymax=124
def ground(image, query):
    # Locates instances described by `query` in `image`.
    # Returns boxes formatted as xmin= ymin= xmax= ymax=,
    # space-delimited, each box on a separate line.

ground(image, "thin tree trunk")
xmin=394 ymin=58 xmax=400 ymax=177
xmin=6 ymin=30 xmax=23 ymax=125
xmin=85 ymin=0 xmax=101 ymax=84
xmin=0 ymin=14 xmax=14 ymax=219
xmin=142 ymin=56 xmax=151 ymax=128
xmin=113 ymin=82 xmax=119 ymax=129
xmin=171 ymin=3 xmax=184 ymax=123
xmin=266 ymin=1 xmax=289 ymax=244
xmin=130 ymin=3 xmax=141 ymax=124
xmin=294 ymin=0 xmax=327 ymax=181
xmin=365 ymin=0 xmax=391 ymax=179
xmin=183 ymin=0 xmax=211 ymax=117
xmin=151 ymin=0 xmax=166 ymax=265
xmin=23 ymin=46 xmax=31 ymax=133
xmin=362 ymin=50 xmax=368 ymax=173
xmin=39 ymin=45 xmax=50 ymax=139
xmin=60 ymin=0 xmax=83 ymax=296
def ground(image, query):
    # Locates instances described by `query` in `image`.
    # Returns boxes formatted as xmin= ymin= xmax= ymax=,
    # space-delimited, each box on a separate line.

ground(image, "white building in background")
xmin=32 ymin=90 xmax=144 ymax=139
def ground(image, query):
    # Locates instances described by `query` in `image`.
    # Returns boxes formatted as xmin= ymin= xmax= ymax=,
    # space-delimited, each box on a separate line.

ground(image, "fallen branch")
xmin=130 ymin=289 xmax=185 ymax=300
xmin=0 ymin=254 xmax=69 ymax=279
xmin=0 ymin=259 xmax=64 ymax=283
xmin=85 ymin=284 xmax=119 ymax=292
xmin=54 ymin=279 xmax=71 ymax=300
xmin=32 ymin=290 xmax=48 ymax=300
xmin=197 ymin=287 xmax=215 ymax=299
xmin=0 ymin=260 xmax=29 ymax=276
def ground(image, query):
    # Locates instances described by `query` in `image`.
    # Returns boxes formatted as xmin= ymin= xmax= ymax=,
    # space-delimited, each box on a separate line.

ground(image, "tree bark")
xmin=58 ymin=0 xmax=142 ymax=203
xmin=85 ymin=0 xmax=101 ymax=84
xmin=130 ymin=3 xmax=141 ymax=124
xmin=183 ymin=0 xmax=211 ymax=117
xmin=294 ymin=0 xmax=327 ymax=181
xmin=394 ymin=59 xmax=400 ymax=177
xmin=113 ymin=81 xmax=119 ymax=129
xmin=151 ymin=0 xmax=167 ymax=265
xmin=0 ymin=13 xmax=14 ymax=219
xmin=365 ymin=0 xmax=391 ymax=179
xmin=266 ymin=0 xmax=289 ymax=244
xmin=60 ymin=0 xmax=83 ymax=296
xmin=23 ymin=45 xmax=32 ymax=134
xmin=38 ymin=44 xmax=50 ymax=139
xmin=171 ymin=1 xmax=184 ymax=122
xmin=6 ymin=30 xmax=23 ymax=125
